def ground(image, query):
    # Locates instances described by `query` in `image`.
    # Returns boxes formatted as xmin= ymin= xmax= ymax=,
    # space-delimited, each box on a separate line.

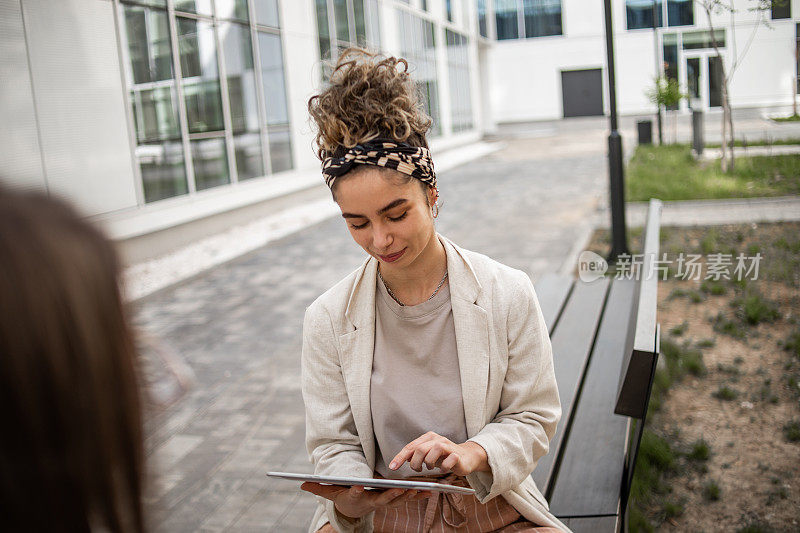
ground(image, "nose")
xmin=372 ymin=222 xmax=393 ymax=251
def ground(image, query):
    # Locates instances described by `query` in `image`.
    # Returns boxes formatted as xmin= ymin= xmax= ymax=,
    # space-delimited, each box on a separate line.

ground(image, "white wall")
xmin=281 ymin=0 xmax=324 ymax=171
xmin=20 ymin=0 xmax=139 ymax=216
xmin=0 ymin=0 xmax=47 ymax=192
xmin=488 ymin=0 xmax=799 ymax=123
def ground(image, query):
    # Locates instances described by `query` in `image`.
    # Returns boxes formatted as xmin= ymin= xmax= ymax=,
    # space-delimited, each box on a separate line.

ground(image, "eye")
xmin=350 ymin=220 xmax=368 ymax=230
xmin=389 ymin=212 xmax=407 ymax=222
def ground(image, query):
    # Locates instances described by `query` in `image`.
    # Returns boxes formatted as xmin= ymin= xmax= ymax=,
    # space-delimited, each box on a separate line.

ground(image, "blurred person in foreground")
xmin=0 ymin=185 xmax=145 ymax=532
xmin=299 ymin=47 xmax=568 ymax=533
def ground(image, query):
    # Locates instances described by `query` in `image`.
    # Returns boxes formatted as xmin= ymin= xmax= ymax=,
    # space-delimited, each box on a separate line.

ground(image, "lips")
xmin=377 ymin=248 xmax=406 ymax=262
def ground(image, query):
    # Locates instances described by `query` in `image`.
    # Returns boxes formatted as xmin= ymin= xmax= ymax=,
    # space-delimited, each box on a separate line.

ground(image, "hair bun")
xmin=307 ymin=46 xmax=432 ymax=162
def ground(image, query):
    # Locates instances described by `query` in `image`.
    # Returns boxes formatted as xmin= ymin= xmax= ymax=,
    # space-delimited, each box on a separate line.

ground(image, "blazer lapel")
xmin=439 ymin=235 xmax=490 ymax=438
xmin=340 ymin=257 xmax=378 ymax=468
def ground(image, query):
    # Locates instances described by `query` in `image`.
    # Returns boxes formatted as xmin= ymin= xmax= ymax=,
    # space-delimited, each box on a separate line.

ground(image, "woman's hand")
xmin=300 ymin=483 xmax=429 ymax=520
xmin=389 ymin=432 xmax=490 ymax=476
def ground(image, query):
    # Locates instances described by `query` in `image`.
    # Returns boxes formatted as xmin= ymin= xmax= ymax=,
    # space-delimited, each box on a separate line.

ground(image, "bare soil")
xmin=587 ymin=222 xmax=800 ymax=532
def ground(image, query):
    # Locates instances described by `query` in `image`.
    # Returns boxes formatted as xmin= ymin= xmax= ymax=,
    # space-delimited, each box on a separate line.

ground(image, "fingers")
xmin=391 ymin=432 xmax=454 ymax=472
xmin=389 ymin=431 xmax=437 ymax=470
xmin=440 ymin=452 xmax=460 ymax=474
xmin=301 ymin=482 xmax=349 ymax=501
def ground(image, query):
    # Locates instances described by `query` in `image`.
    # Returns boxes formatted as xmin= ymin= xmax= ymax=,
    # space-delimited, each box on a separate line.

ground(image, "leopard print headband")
xmin=321 ymin=138 xmax=436 ymax=190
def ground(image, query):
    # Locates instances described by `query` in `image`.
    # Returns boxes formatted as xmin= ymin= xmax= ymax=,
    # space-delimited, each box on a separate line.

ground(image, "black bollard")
xmin=692 ymin=108 xmax=704 ymax=156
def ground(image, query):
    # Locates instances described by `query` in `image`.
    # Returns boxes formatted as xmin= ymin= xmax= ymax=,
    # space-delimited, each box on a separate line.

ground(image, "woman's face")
xmin=334 ymin=168 xmax=437 ymax=270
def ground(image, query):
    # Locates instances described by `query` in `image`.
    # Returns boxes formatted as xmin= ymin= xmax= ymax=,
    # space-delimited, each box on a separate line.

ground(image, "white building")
xmin=1 ymin=0 xmax=796 ymax=262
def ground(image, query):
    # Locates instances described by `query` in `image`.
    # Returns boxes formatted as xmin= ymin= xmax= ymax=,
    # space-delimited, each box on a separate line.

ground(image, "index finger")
xmin=389 ymin=431 xmax=439 ymax=470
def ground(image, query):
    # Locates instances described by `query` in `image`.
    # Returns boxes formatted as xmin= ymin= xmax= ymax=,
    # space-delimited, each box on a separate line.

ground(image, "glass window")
xmin=398 ymin=10 xmax=440 ymax=136
xmin=495 ymin=0 xmax=519 ymax=40
xmin=478 ymin=0 xmax=487 ymax=38
xmin=708 ymin=55 xmax=722 ymax=108
xmin=191 ymin=138 xmax=230 ymax=190
xmin=662 ymin=33 xmax=678 ymax=110
xmin=446 ymin=0 xmax=453 ymax=22
xmin=354 ymin=0 xmax=367 ymax=45
xmin=123 ymin=5 xmax=173 ymax=84
xmin=122 ymin=4 xmax=188 ymax=202
xmin=316 ymin=0 xmax=331 ymax=60
xmin=796 ymin=23 xmax=800 ymax=94
xmin=667 ymin=0 xmax=693 ymax=26
xmin=258 ymin=31 xmax=293 ymax=172
xmin=131 ymin=86 xmax=181 ymax=143
xmin=216 ymin=0 xmax=250 ymax=21
xmin=772 ymin=1 xmax=791 ymax=19
xmin=173 ymin=0 xmax=213 ymax=16
xmin=177 ymin=18 xmax=225 ymax=134
xmin=254 ymin=0 xmax=280 ymax=27
xmin=220 ymin=22 xmax=265 ymax=180
xmin=138 ymin=142 xmax=188 ymax=203
xmin=446 ymin=30 xmax=473 ymax=132
xmin=682 ymin=29 xmax=724 ymax=50
xmin=626 ymin=0 xmax=663 ymax=30
xmin=334 ymin=0 xmax=350 ymax=42
xmin=523 ymin=0 xmax=562 ymax=38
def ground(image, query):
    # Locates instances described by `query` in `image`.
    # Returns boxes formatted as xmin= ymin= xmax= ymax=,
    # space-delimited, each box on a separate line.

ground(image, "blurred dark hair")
xmin=0 ymin=186 xmax=145 ymax=532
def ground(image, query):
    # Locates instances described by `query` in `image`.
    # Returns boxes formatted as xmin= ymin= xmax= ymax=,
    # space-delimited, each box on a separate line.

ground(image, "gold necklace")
xmin=378 ymin=268 xmax=448 ymax=307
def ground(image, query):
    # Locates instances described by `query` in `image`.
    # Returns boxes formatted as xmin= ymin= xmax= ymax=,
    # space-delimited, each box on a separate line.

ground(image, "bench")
xmin=531 ymin=199 xmax=663 ymax=533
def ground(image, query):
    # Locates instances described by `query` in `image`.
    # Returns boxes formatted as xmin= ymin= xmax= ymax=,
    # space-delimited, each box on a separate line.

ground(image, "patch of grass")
xmin=713 ymin=385 xmax=739 ymax=401
xmin=683 ymin=349 xmax=707 ymax=377
xmin=670 ymin=320 xmax=689 ymax=337
xmin=707 ymin=137 xmax=800 ymax=147
xmin=687 ymin=438 xmax=711 ymax=461
xmin=732 ymin=289 xmax=781 ymax=325
xmin=626 ymin=145 xmax=800 ymax=202
xmin=783 ymin=420 xmax=800 ymax=442
xmin=702 ymin=479 xmax=721 ymax=501
xmin=701 ymin=228 xmax=719 ymax=255
xmin=736 ymin=519 xmax=778 ymax=533
xmin=733 ymin=356 xmax=744 ymax=365
xmin=780 ymin=329 xmax=800 ymax=358
xmin=701 ymin=279 xmax=727 ymax=296
xmin=772 ymin=114 xmax=800 ymax=122
xmin=711 ymin=311 xmax=746 ymax=339
xmin=766 ymin=486 xmax=789 ymax=506
xmin=659 ymin=499 xmax=684 ymax=521
xmin=696 ymin=337 xmax=716 ymax=349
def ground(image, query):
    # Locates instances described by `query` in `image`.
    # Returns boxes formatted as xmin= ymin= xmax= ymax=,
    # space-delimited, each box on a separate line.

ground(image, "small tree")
xmin=695 ymin=0 xmax=780 ymax=172
xmin=646 ymin=77 xmax=686 ymax=143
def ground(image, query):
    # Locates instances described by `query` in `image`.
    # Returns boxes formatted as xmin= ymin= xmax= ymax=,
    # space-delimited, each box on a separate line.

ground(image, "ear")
xmin=427 ymin=185 xmax=437 ymax=207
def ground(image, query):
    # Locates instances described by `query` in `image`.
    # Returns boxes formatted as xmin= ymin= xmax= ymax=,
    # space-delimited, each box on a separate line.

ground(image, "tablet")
xmin=267 ymin=471 xmax=476 ymax=495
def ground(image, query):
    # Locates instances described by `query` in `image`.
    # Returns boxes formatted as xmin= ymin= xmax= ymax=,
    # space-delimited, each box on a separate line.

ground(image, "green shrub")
xmin=683 ymin=350 xmax=707 ymax=377
xmin=696 ymin=338 xmax=716 ymax=349
xmin=670 ymin=320 xmax=689 ymax=337
xmin=780 ymin=330 xmax=800 ymax=358
xmin=701 ymin=279 xmax=727 ymax=296
xmin=713 ymin=385 xmax=739 ymax=401
xmin=687 ymin=438 xmax=711 ymax=461
xmin=784 ymin=420 xmax=800 ymax=442
xmin=711 ymin=312 xmax=746 ymax=339
xmin=702 ymin=479 xmax=721 ymax=501
xmin=733 ymin=290 xmax=780 ymax=325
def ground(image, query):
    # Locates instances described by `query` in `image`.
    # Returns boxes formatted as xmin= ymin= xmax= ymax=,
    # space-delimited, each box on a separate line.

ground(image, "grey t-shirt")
xmin=371 ymin=272 xmax=469 ymax=479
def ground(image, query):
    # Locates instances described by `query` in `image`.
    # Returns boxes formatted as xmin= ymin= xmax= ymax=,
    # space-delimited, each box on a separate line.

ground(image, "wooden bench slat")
xmin=533 ymin=273 xmax=574 ymax=334
xmin=548 ymin=279 xmax=637 ymax=517
xmin=532 ymin=277 xmax=610 ymax=494
xmin=560 ymin=516 xmax=619 ymax=532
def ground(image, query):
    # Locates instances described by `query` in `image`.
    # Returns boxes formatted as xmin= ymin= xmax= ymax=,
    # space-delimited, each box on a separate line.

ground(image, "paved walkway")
xmin=134 ymin=122 xmax=610 ymax=532
xmin=134 ymin=109 xmax=799 ymax=531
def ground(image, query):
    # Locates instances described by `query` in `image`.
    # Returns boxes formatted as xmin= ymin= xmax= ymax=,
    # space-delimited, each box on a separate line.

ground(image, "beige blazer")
xmin=301 ymin=233 xmax=571 ymax=533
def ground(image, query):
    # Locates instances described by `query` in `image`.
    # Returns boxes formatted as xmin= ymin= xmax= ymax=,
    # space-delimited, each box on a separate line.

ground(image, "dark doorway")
xmin=561 ymin=68 xmax=604 ymax=118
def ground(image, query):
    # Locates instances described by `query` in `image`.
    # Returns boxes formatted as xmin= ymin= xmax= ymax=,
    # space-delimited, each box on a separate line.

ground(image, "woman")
xmin=0 ymin=186 xmax=145 ymax=532
xmin=300 ymin=48 xmax=569 ymax=533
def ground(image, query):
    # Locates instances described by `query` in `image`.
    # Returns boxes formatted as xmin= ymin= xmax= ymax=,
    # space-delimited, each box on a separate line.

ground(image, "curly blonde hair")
xmin=307 ymin=47 xmax=433 ymax=163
